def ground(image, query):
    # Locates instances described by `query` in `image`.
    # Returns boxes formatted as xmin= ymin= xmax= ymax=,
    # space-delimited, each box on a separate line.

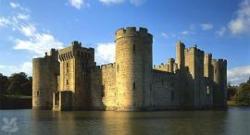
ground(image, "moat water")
xmin=0 ymin=107 xmax=250 ymax=135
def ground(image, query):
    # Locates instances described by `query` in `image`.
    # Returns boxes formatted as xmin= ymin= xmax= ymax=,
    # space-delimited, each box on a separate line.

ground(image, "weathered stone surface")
xmin=32 ymin=49 xmax=59 ymax=110
xmin=32 ymin=27 xmax=227 ymax=111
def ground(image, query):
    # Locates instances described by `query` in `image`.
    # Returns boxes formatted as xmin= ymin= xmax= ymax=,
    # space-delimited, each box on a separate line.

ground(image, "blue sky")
xmin=0 ymin=0 xmax=250 ymax=85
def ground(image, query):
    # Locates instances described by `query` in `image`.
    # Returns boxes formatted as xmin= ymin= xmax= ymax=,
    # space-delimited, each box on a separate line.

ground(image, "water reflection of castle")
xmin=32 ymin=27 xmax=227 ymax=111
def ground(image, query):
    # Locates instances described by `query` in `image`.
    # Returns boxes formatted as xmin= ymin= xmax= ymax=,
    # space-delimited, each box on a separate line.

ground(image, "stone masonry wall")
xmin=100 ymin=63 xmax=117 ymax=110
xmin=151 ymin=70 xmax=178 ymax=109
xmin=33 ymin=27 xmax=227 ymax=111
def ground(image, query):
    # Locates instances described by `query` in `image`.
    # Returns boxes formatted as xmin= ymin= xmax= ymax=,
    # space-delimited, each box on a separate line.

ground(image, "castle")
xmin=32 ymin=27 xmax=227 ymax=111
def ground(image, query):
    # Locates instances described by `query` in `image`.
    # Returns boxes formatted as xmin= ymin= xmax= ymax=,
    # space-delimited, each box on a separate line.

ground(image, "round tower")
xmin=32 ymin=58 xmax=52 ymax=109
xmin=212 ymin=59 xmax=227 ymax=107
xmin=115 ymin=27 xmax=153 ymax=111
xmin=32 ymin=50 xmax=59 ymax=110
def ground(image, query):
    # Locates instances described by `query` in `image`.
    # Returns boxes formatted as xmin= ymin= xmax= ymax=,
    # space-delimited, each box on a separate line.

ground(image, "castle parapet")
xmin=100 ymin=63 xmax=116 ymax=69
xmin=58 ymin=41 xmax=94 ymax=62
xmin=115 ymin=27 xmax=152 ymax=41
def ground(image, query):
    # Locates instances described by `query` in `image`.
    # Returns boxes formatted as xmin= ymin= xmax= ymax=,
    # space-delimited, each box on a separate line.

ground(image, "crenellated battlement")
xmin=33 ymin=27 xmax=228 ymax=111
xmin=100 ymin=63 xmax=116 ymax=69
xmin=153 ymin=58 xmax=178 ymax=73
xmin=212 ymin=59 xmax=227 ymax=69
xmin=58 ymin=50 xmax=74 ymax=61
xmin=153 ymin=63 xmax=165 ymax=69
xmin=58 ymin=40 xmax=94 ymax=61
xmin=218 ymin=59 xmax=227 ymax=63
xmin=205 ymin=53 xmax=212 ymax=58
xmin=115 ymin=27 xmax=152 ymax=41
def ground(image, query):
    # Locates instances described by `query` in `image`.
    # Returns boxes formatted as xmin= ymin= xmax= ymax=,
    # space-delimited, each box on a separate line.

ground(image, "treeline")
xmin=0 ymin=72 xmax=32 ymax=96
xmin=227 ymin=77 xmax=250 ymax=106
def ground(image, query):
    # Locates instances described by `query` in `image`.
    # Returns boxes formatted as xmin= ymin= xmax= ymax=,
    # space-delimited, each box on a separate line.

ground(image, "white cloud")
xmin=161 ymin=32 xmax=168 ymax=38
xmin=19 ymin=24 xmax=36 ymax=37
xmin=0 ymin=62 xmax=32 ymax=76
xmin=95 ymin=42 xmax=115 ymax=65
xmin=228 ymin=65 xmax=250 ymax=85
xmin=69 ymin=0 xmax=89 ymax=9
xmin=130 ymin=0 xmax=146 ymax=6
xmin=17 ymin=13 xmax=30 ymax=20
xmin=200 ymin=23 xmax=214 ymax=31
xmin=228 ymin=0 xmax=250 ymax=35
xmin=181 ymin=30 xmax=195 ymax=35
xmin=99 ymin=0 xmax=125 ymax=5
xmin=14 ymin=33 xmax=64 ymax=56
xmin=1 ymin=2 xmax=65 ymax=56
xmin=229 ymin=19 xmax=245 ymax=34
xmin=9 ymin=2 xmax=20 ymax=9
xmin=216 ymin=27 xmax=226 ymax=36
xmin=161 ymin=32 xmax=176 ymax=39
xmin=99 ymin=0 xmax=146 ymax=6
xmin=0 ymin=17 xmax=11 ymax=27
xmin=0 ymin=2 xmax=64 ymax=76
xmin=20 ymin=62 xmax=32 ymax=75
xmin=181 ymin=31 xmax=189 ymax=35
xmin=9 ymin=2 xmax=29 ymax=12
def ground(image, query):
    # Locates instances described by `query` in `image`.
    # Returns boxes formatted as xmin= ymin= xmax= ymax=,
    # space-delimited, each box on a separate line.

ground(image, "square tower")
xmin=55 ymin=41 xmax=95 ymax=110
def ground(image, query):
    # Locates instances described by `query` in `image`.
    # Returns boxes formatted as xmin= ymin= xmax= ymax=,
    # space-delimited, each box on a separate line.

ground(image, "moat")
xmin=0 ymin=107 xmax=249 ymax=135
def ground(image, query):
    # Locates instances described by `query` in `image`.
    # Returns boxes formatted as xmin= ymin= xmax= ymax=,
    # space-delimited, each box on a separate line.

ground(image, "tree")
xmin=21 ymin=77 xmax=32 ymax=95
xmin=7 ymin=72 xmax=31 ymax=96
xmin=0 ymin=73 xmax=8 ymax=95
xmin=247 ymin=77 xmax=250 ymax=84
xmin=236 ymin=77 xmax=250 ymax=105
xmin=227 ymin=83 xmax=238 ymax=100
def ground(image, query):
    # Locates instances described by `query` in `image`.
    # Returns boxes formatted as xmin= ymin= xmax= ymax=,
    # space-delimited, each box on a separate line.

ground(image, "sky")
xmin=0 ymin=0 xmax=249 ymax=85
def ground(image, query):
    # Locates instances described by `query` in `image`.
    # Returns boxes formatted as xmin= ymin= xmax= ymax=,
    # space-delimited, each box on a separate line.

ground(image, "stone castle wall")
xmin=32 ymin=49 xmax=59 ymax=110
xmin=32 ymin=27 xmax=227 ymax=111
xmin=95 ymin=63 xmax=117 ymax=110
xmin=151 ymin=70 xmax=177 ymax=109
xmin=153 ymin=41 xmax=222 ymax=109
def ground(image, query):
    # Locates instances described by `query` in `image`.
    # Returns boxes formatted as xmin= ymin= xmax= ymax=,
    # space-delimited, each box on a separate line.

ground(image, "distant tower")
xmin=176 ymin=41 xmax=185 ymax=69
xmin=32 ymin=49 xmax=59 ymax=110
xmin=212 ymin=59 xmax=227 ymax=107
xmin=204 ymin=53 xmax=212 ymax=79
xmin=55 ymin=41 xmax=95 ymax=110
xmin=188 ymin=46 xmax=204 ymax=79
xmin=115 ymin=27 xmax=153 ymax=111
xmin=188 ymin=47 xmax=197 ymax=78
xmin=168 ymin=58 xmax=175 ymax=73
xmin=185 ymin=46 xmax=205 ymax=108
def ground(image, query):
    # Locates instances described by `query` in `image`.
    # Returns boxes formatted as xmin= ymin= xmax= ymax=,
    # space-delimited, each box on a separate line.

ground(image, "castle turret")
xmin=204 ymin=53 xmax=212 ymax=79
xmin=212 ymin=59 xmax=219 ymax=85
xmin=115 ymin=27 xmax=153 ymax=111
xmin=212 ymin=59 xmax=227 ymax=107
xmin=55 ymin=41 xmax=95 ymax=111
xmin=188 ymin=47 xmax=197 ymax=79
xmin=176 ymin=41 xmax=185 ymax=69
xmin=187 ymin=46 xmax=205 ymax=79
xmin=32 ymin=49 xmax=59 ymax=110
xmin=168 ymin=58 xmax=175 ymax=73
xmin=184 ymin=45 xmax=206 ymax=108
